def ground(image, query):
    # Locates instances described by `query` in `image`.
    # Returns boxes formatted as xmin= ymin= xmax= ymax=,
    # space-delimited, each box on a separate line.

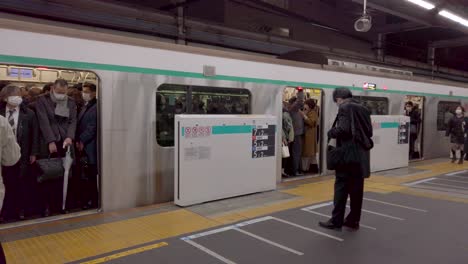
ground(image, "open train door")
xmin=281 ymin=87 xmax=323 ymax=181
xmin=404 ymin=95 xmax=425 ymax=160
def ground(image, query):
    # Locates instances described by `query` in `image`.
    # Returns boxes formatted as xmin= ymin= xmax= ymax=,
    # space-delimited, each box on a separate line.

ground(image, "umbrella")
xmin=62 ymin=146 xmax=73 ymax=210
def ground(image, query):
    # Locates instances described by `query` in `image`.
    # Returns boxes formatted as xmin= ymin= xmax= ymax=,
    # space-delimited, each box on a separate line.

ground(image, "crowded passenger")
xmin=36 ymin=79 xmax=77 ymax=216
xmin=42 ymin=83 xmax=53 ymax=94
xmin=282 ymin=101 xmax=294 ymax=177
xmin=76 ymin=83 xmax=98 ymax=209
xmin=288 ymin=90 xmax=305 ymax=177
xmin=405 ymin=101 xmax=422 ymax=159
xmin=446 ymin=105 xmax=465 ymax=164
xmin=301 ymin=99 xmax=319 ymax=173
xmin=26 ymin=87 xmax=43 ymax=112
xmin=0 ymin=85 xmax=39 ymax=221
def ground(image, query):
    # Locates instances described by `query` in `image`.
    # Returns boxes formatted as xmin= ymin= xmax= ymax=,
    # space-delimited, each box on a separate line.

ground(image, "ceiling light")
xmin=406 ymin=0 xmax=435 ymax=10
xmin=439 ymin=10 xmax=468 ymax=27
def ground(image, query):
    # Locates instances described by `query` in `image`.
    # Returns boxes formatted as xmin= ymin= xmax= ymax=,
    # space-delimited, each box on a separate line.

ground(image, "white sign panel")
xmin=174 ymin=115 xmax=277 ymax=206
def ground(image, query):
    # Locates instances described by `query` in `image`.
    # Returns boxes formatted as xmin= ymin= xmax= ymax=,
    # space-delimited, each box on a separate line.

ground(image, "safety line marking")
xmin=404 ymin=177 xmax=436 ymax=186
xmin=301 ymin=202 xmax=333 ymax=211
xmin=234 ymin=216 xmax=274 ymax=227
xmin=182 ymin=226 xmax=234 ymax=240
xmin=301 ymin=209 xmax=377 ymax=230
xmin=184 ymin=239 xmax=237 ymax=264
xmin=422 ymin=182 xmax=468 ymax=190
xmin=434 ymin=178 xmax=468 ymax=184
xmin=80 ymin=242 xmax=168 ymax=264
xmin=363 ymin=198 xmax=428 ymax=212
xmin=445 ymin=170 xmax=467 ymax=176
xmin=271 ymin=217 xmax=344 ymax=242
xmin=234 ymin=228 xmax=304 ymax=255
xmin=348 ymin=206 xmax=405 ymax=221
xmin=442 ymin=175 xmax=468 ymax=180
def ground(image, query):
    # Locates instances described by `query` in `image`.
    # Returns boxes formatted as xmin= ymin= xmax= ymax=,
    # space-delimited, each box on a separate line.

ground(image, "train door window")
xmin=282 ymin=86 xmax=322 ymax=180
xmin=354 ymin=96 xmax=389 ymax=115
xmin=404 ymin=96 xmax=425 ymax=160
xmin=191 ymin=86 xmax=251 ymax=115
xmin=156 ymin=84 xmax=251 ymax=147
xmin=0 ymin=64 xmax=100 ymax=224
xmin=437 ymin=101 xmax=460 ymax=131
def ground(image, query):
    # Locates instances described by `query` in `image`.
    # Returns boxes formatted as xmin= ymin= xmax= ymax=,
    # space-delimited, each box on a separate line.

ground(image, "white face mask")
xmin=456 ymin=109 xmax=463 ymax=115
xmin=82 ymin=93 xmax=92 ymax=102
xmin=53 ymin=91 xmax=66 ymax=101
xmin=7 ymin=96 xmax=22 ymax=106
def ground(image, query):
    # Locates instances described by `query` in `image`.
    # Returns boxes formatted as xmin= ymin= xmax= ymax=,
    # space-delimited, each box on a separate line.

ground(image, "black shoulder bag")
xmin=326 ymin=112 xmax=361 ymax=170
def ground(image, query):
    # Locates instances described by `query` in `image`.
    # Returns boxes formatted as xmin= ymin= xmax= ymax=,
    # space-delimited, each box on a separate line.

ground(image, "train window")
xmin=156 ymin=84 xmax=251 ymax=147
xmin=355 ymin=96 xmax=389 ymax=115
xmin=437 ymin=101 xmax=460 ymax=131
xmin=156 ymin=84 xmax=188 ymax=147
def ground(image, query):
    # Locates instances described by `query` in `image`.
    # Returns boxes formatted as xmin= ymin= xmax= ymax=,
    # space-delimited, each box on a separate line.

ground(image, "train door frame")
xmin=404 ymin=95 xmax=425 ymax=160
xmin=281 ymin=86 xmax=323 ymax=181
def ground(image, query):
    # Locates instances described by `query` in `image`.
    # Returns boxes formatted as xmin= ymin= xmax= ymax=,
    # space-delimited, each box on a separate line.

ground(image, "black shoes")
xmin=318 ymin=220 xmax=342 ymax=230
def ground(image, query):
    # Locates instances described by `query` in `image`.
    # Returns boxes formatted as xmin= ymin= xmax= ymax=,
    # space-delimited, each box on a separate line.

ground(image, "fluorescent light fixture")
xmin=406 ymin=0 xmax=435 ymax=10
xmin=439 ymin=10 xmax=468 ymax=27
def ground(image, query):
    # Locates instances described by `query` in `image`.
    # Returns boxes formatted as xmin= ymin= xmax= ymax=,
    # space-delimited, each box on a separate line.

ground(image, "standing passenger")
xmin=446 ymin=106 xmax=465 ymax=164
xmin=405 ymin=102 xmax=421 ymax=159
xmin=282 ymin=101 xmax=294 ymax=177
xmin=35 ymin=79 xmax=77 ymax=216
xmin=76 ymin=83 xmax=98 ymax=209
xmin=288 ymin=89 xmax=305 ymax=177
xmin=319 ymin=88 xmax=373 ymax=230
xmin=0 ymin=114 xmax=21 ymax=263
xmin=0 ymin=86 xmax=39 ymax=221
xmin=301 ymin=99 xmax=319 ymax=173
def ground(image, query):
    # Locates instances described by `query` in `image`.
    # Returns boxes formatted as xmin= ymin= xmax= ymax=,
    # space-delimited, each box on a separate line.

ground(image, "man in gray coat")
xmin=35 ymin=79 xmax=77 ymax=216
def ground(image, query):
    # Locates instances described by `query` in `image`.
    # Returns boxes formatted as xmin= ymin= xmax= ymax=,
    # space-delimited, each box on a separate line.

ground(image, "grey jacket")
xmin=35 ymin=94 xmax=77 ymax=144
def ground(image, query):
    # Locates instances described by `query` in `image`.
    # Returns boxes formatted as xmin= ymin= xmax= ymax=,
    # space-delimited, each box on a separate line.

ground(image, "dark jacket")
xmin=35 ymin=94 xmax=77 ymax=143
xmin=406 ymin=109 xmax=421 ymax=135
xmin=0 ymin=102 xmax=40 ymax=177
xmin=446 ymin=115 xmax=465 ymax=144
xmin=328 ymin=99 xmax=373 ymax=178
xmin=289 ymin=99 xmax=305 ymax=136
xmin=77 ymin=99 xmax=97 ymax=165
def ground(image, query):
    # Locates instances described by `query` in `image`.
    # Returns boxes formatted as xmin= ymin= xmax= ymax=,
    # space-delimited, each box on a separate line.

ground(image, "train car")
xmin=0 ymin=13 xmax=467 ymax=221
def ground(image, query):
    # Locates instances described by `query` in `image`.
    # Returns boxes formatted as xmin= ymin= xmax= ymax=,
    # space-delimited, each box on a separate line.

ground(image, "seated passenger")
xmin=0 ymin=85 xmax=39 ymax=221
xmin=76 ymin=83 xmax=98 ymax=209
xmin=36 ymin=79 xmax=77 ymax=216
xmin=301 ymin=99 xmax=319 ymax=173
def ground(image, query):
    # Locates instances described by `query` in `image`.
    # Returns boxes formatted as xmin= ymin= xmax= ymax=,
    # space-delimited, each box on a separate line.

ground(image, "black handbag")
xmin=326 ymin=114 xmax=361 ymax=170
xmin=36 ymin=156 xmax=64 ymax=183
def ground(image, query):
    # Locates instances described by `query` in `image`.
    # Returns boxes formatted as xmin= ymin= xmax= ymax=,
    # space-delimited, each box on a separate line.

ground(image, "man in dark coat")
xmin=0 ymin=85 xmax=39 ymax=220
xmin=319 ymin=87 xmax=373 ymax=230
xmin=35 ymin=79 xmax=77 ymax=215
xmin=76 ymin=83 xmax=98 ymax=209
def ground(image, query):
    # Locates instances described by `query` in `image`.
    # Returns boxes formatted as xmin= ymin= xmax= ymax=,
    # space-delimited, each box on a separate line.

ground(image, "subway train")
xmin=1 ymin=13 xmax=468 ymax=218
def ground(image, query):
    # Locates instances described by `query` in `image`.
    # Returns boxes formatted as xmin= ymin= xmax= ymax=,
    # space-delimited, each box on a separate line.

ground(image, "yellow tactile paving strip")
xmin=3 ymin=160 xmax=468 ymax=263
xmin=3 ymin=210 xmax=217 ymax=264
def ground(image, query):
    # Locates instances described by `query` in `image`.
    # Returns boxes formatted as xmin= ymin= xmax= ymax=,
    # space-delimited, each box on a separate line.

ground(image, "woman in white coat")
xmin=0 ymin=114 xmax=21 ymax=263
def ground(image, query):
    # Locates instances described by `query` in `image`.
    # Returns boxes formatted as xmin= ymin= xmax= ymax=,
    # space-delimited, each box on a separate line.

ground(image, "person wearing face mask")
xmin=405 ymin=101 xmax=422 ymax=159
xmin=301 ymin=99 xmax=319 ymax=173
xmin=0 ymin=85 xmax=39 ymax=221
xmin=36 ymin=79 xmax=77 ymax=216
xmin=446 ymin=106 xmax=466 ymax=164
xmin=76 ymin=83 xmax=98 ymax=209
xmin=319 ymin=88 xmax=373 ymax=231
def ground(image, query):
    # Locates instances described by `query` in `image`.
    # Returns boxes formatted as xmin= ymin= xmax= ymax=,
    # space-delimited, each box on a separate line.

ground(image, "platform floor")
xmin=2 ymin=159 xmax=468 ymax=263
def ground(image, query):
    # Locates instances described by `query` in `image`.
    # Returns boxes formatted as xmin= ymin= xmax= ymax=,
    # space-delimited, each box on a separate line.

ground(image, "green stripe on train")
xmin=212 ymin=125 xmax=253 ymax=134
xmin=0 ymin=54 xmax=467 ymax=99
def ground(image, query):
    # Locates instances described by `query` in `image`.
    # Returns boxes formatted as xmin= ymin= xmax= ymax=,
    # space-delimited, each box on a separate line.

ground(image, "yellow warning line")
xmin=81 ymin=242 xmax=168 ymax=264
